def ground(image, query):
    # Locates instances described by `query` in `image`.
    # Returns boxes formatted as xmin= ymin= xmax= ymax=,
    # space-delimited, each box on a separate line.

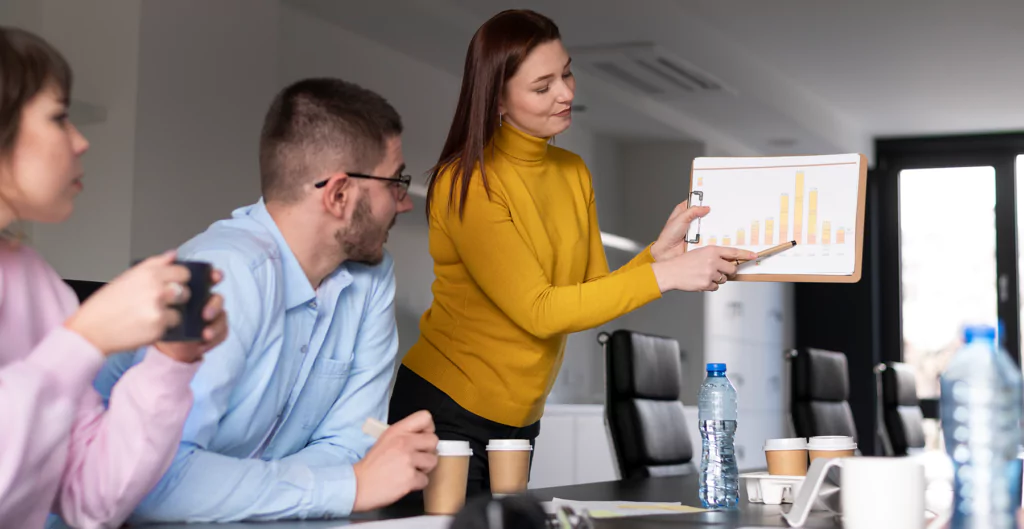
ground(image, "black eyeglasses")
xmin=314 ymin=172 xmax=412 ymax=201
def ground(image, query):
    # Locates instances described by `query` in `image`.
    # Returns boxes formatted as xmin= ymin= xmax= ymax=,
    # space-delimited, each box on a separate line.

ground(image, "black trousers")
xmin=388 ymin=365 xmax=540 ymax=498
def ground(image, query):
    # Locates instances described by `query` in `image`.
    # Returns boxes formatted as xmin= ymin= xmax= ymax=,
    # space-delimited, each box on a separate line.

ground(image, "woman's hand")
xmin=65 ymin=251 xmax=191 ymax=356
xmin=651 ymin=245 xmax=756 ymax=293
xmin=651 ymin=201 xmax=710 ymax=262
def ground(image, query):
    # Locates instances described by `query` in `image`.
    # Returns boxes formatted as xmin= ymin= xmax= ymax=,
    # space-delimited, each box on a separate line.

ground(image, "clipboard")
xmin=685 ymin=153 xmax=867 ymax=283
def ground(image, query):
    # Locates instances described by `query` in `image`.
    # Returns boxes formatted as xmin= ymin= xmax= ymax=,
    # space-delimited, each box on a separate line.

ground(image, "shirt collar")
xmin=245 ymin=199 xmax=320 ymax=310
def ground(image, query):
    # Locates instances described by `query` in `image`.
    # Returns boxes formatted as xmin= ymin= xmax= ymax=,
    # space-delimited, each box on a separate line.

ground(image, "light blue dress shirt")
xmin=94 ymin=199 xmax=400 ymax=522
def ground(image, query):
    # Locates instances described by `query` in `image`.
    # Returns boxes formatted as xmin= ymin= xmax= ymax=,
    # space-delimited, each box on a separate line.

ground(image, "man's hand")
xmin=352 ymin=411 xmax=438 ymax=512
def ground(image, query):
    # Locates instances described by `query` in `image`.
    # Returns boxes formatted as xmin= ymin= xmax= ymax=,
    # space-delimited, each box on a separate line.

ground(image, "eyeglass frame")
xmin=313 ymin=172 xmax=412 ymax=201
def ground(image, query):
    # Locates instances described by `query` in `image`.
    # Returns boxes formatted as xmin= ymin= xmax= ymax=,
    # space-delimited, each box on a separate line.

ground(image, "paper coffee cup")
xmin=764 ymin=438 xmax=809 ymax=476
xmin=424 ymin=440 xmax=473 ymax=515
xmin=807 ymin=436 xmax=857 ymax=462
xmin=487 ymin=439 xmax=532 ymax=495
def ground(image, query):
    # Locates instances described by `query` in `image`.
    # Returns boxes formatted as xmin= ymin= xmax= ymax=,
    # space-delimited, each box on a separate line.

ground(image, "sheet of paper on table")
xmin=328 ymin=515 xmax=452 ymax=529
xmin=545 ymin=498 xmax=707 ymax=518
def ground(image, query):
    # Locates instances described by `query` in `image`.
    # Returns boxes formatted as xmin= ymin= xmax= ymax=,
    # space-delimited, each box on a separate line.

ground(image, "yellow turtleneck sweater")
xmin=402 ymin=124 xmax=663 ymax=427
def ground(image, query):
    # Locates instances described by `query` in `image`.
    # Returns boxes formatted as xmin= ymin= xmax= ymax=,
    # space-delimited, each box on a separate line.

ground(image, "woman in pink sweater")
xmin=0 ymin=28 xmax=228 ymax=528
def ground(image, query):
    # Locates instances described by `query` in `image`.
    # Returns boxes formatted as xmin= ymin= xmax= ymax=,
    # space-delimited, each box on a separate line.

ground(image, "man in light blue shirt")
xmin=94 ymin=78 xmax=438 ymax=522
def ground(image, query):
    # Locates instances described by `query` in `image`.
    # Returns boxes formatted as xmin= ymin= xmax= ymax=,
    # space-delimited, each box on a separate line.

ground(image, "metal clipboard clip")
xmin=684 ymin=190 xmax=703 ymax=244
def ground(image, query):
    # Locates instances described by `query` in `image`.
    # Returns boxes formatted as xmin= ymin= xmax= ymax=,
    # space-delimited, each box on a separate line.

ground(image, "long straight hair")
xmin=426 ymin=10 xmax=560 ymax=222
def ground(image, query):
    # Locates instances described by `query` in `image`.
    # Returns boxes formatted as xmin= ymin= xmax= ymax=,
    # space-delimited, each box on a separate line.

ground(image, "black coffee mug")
xmin=162 ymin=260 xmax=213 ymax=342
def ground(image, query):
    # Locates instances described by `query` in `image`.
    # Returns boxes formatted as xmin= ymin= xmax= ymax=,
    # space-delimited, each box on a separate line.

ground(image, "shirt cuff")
xmin=27 ymin=326 xmax=105 ymax=399
xmin=640 ymin=243 xmax=657 ymax=263
xmin=637 ymin=263 xmax=664 ymax=301
xmin=312 ymin=464 xmax=357 ymax=517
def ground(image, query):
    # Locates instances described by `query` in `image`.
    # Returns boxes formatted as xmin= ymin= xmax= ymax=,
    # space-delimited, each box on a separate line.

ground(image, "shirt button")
xmin=309 ymin=301 xmax=317 ymax=309
xmin=300 ymin=345 xmax=308 ymax=354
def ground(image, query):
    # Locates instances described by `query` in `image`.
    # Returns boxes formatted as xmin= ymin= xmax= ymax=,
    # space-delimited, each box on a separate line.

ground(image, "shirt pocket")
xmin=298 ymin=356 xmax=351 ymax=429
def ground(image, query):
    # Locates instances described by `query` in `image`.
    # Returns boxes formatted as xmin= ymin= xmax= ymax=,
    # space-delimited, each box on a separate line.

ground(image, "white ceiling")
xmin=682 ymin=0 xmax=1024 ymax=138
xmin=286 ymin=0 xmax=1024 ymax=160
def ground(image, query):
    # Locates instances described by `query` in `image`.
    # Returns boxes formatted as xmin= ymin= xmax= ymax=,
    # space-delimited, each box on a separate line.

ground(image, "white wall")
xmin=0 ymin=0 xmax=41 ymax=33
xmin=129 ymin=0 xmax=278 ymax=261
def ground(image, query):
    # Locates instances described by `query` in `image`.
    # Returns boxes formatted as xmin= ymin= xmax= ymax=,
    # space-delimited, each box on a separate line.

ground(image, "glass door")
xmin=899 ymin=166 xmax=998 ymax=449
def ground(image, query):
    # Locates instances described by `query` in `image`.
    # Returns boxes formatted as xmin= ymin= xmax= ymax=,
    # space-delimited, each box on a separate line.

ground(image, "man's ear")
xmin=320 ymin=173 xmax=351 ymax=220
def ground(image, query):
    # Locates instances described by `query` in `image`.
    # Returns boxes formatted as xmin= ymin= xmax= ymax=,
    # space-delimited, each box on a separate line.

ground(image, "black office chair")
xmin=879 ymin=362 xmax=926 ymax=456
xmin=789 ymin=348 xmax=858 ymax=440
xmin=601 ymin=329 xmax=694 ymax=480
xmin=64 ymin=279 xmax=105 ymax=303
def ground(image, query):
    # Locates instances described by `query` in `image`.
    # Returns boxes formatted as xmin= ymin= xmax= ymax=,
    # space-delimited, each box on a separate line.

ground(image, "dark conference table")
xmin=135 ymin=475 xmax=842 ymax=528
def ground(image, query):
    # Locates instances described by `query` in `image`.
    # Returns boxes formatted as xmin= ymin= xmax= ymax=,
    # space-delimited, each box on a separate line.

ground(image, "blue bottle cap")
xmin=963 ymin=325 xmax=996 ymax=343
xmin=706 ymin=363 xmax=727 ymax=373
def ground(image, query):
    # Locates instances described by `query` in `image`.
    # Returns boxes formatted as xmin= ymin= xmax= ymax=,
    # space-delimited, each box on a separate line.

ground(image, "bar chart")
xmin=689 ymin=154 xmax=861 ymax=275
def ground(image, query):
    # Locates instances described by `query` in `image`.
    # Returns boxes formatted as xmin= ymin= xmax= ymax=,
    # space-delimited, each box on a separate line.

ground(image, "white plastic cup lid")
xmin=763 ymin=438 xmax=808 ymax=451
xmin=436 ymin=440 xmax=473 ymax=456
xmin=807 ymin=436 xmax=857 ymax=451
xmin=486 ymin=439 xmax=533 ymax=451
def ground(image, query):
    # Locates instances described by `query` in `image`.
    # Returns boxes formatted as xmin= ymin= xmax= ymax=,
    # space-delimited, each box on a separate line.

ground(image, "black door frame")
xmin=876 ymin=133 xmax=1024 ymax=366
xmin=875 ymin=133 xmax=1024 ymax=419
xmin=795 ymin=132 xmax=1024 ymax=454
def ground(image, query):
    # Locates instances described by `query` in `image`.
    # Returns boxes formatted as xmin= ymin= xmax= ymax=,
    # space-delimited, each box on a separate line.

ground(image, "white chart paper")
xmin=688 ymin=154 xmax=862 ymax=276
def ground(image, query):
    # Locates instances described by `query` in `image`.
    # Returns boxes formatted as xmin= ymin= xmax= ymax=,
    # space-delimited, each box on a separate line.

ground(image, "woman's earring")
xmin=499 ymin=113 xmax=503 ymax=127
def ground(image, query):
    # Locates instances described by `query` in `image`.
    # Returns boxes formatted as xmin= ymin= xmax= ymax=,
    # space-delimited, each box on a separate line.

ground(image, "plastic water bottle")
xmin=698 ymin=363 xmax=739 ymax=509
xmin=940 ymin=325 xmax=1023 ymax=529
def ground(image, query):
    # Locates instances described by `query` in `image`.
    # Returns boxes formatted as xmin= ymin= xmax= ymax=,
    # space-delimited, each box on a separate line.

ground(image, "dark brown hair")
xmin=426 ymin=10 xmax=560 ymax=221
xmin=260 ymin=77 xmax=403 ymax=203
xmin=0 ymin=26 xmax=72 ymax=155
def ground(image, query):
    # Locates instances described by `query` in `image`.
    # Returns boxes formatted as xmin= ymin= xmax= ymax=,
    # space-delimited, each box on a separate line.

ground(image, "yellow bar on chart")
xmin=823 ymin=222 xmax=831 ymax=245
xmin=751 ymin=221 xmax=760 ymax=246
xmin=765 ymin=218 xmax=774 ymax=245
xmin=736 ymin=229 xmax=745 ymax=246
xmin=808 ymin=188 xmax=818 ymax=244
xmin=723 ymin=236 xmax=732 ymax=246
xmin=794 ymin=171 xmax=804 ymax=244
xmin=837 ymin=229 xmax=845 ymax=244
xmin=708 ymin=237 xmax=717 ymax=246
xmin=779 ymin=194 xmax=789 ymax=242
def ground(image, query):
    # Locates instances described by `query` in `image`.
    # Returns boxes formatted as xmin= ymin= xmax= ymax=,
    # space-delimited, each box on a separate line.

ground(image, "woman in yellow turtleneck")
xmin=388 ymin=9 xmax=753 ymax=496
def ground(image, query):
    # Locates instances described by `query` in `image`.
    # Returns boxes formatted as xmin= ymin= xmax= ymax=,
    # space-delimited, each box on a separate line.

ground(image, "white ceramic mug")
xmin=784 ymin=457 xmax=949 ymax=529
xmin=841 ymin=457 xmax=947 ymax=529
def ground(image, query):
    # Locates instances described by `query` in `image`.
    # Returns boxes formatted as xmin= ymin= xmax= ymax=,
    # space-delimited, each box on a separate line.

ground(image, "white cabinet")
xmin=529 ymin=415 xmax=577 ymax=489
xmin=705 ymin=337 xmax=785 ymax=412
xmin=733 ymin=409 xmax=787 ymax=470
xmin=575 ymin=413 xmax=620 ymax=485
xmin=529 ymin=405 xmax=618 ymax=489
xmin=705 ymin=283 xmax=786 ymax=346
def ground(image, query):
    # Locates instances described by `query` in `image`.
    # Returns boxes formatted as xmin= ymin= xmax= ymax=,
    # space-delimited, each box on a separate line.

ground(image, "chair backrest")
xmin=790 ymin=347 xmax=858 ymax=440
xmin=603 ymin=330 xmax=694 ymax=480
xmin=64 ymin=279 xmax=105 ymax=303
xmin=881 ymin=362 xmax=926 ymax=455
